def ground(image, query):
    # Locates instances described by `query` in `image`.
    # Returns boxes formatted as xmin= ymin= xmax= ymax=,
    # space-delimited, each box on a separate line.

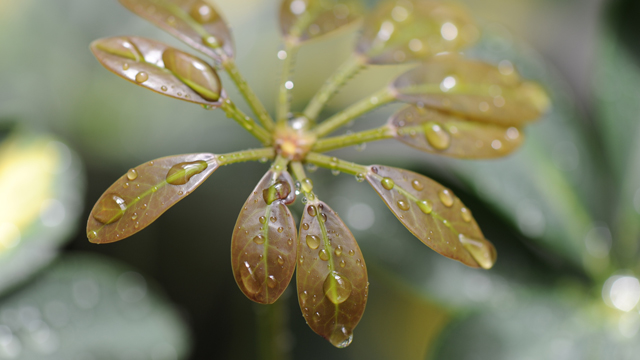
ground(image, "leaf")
xmin=365 ymin=165 xmax=496 ymax=269
xmin=279 ymin=0 xmax=364 ymax=44
xmin=87 ymin=153 xmax=218 ymax=244
xmin=231 ymin=169 xmax=298 ymax=304
xmin=356 ymin=0 xmax=478 ymax=65
xmin=296 ymin=200 xmax=368 ymax=348
xmin=118 ymin=0 xmax=234 ymax=62
xmin=91 ymin=36 xmax=224 ymax=106
xmin=388 ymin=105 xmax=523 ymax=159
xmin=391 ymin=54 xmax=550 ymax=127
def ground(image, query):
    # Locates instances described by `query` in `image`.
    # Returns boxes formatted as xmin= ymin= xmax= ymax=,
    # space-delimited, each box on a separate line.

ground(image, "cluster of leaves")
xmin=87 ymin=0 xmax=549 ymax=347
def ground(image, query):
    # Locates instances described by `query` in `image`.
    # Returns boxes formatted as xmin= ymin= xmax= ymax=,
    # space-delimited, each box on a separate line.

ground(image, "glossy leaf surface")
xmin=389 ymin=106 xmax=523 ymax=158
xmin=91 ymin=36 xmax=223 ymax=106
xmin=366 ymin=165 xmax=496 ymax=269
xmin=297 ymin=200 xmax=368 ymax=348
xmin=87 ymin=153 xmax=218 ymax=244
xmin=279 ymin=0 xmax=364 ymax=44
xmin=119 ymin=0 xmax=234 ymax=61
xmin=392 ymin=55 xmax=550 ymax=126
xmin=356 ymin=0 xmax=478 ymax=64
xmin=231 ymin=170 xmax=297 ymax=304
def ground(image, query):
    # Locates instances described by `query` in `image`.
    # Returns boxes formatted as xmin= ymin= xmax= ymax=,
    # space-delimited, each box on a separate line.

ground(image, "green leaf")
xmin=87 ymin=153 xmax=218 ymax=244
xmin=356 ymin=0 xmax=478 ymax=64
xmin=297 ymin=200 xmax=368 ymax=348
xmin=118 ymin=0 xmax=234 ymax=62
xmin=279 ymin=0 xmax=364 ymax=44
xmin=90 ymin=36 xmax=223 ymax=105
xmin=231 ymin=169 xmax=298 ymax=304
xmin=365 ymin=165 xmax=496 ymax=269
xmin=391 ymin=54 xmax=550 ymax=127
xmin=388 ymin=106 xmax=524 ymax=159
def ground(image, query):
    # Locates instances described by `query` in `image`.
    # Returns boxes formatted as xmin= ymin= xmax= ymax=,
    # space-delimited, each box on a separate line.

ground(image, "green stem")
xmin=255 ymin=300 xmax=291 ymax=360
xmin=303 ymin=54 xmax=367 ymax=121
xmin=220 ymin=100 xmax=272 ymax=145
xmin=223 ymin=58 xmax=275 ymax=131
xmin=312 ymin=87 xmax=396 ymax=138
xmin=312 ymin=125 xmax=394 ymax=153
xmin=305 ymin=152 xmax=368 ymax=176
xmin=271 ymin=154 xmax=290 ymax=174
xmin=216 ymin=148 xmax=275 ymax=166
xmin=277 ymin=43 xmax=300 ymax=124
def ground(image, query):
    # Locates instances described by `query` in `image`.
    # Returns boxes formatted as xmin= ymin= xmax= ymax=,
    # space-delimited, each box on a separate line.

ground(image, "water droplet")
xmin=323 ymin=271 xmax=352 ymax=304
xmin=263 ymin=180 xmax=292 ymax=205
xmin=162 ymin=48 xmax=221 ymax=101
xmin=277 ymin=226 xmax=285 ymax=234
xmin=93 ymin=194 xmax=127 ymax=224
xmin=259 ymin=216 xmax=266 ymax=224
xmin=424 ymin=122 xmax=451 ymax=150
xmin=458 ymin=234 xmax=497 ymax=269
xmin=131 ymin=213 xmax=138 ymax=221
xmin=299 ymin=255 xmax=305 ymax=264
xmin=355 ymin=143 xmax=366 ymax=152
xmin=202 ymin=35 xmax=220 ymax=48
xmin=340 ymin=260 xmax=346 ymax=268
xmin=300 ymin=290 xmax=308 ymax=303
xmin=122 ymin=63 xmax=130 ymax=71
xmin=240 ymin=261 xmax=260 ymax=295
xmin=126 ymin=168 xmax=138 ymax=181
xmin=267 ymin=275 xmax=277 ymax=289
xmin=355 ymin=173 xmax=365 ymax=182
xmin=335 ymin=246 xmax=343 ymax=256
xmin=331 ymin=169 xmax=341 ymax=176
xmin=417 ymin=200 xmax=433 ymax=214
xmin=348 ymin=250 xmax=355 ymax=256
xmin=461 ymin=207 xmax=472 ymax=222
xmin=319 ymin=249 xmax=330 ymax=261
xmin=277 ymin=255 xmax=285 ymax=265
xmin=381 ymin=177 xmax=395 ymax=190
xmin=438 ymin=189 xmax=454 ymax=207
xmin=356 ymin=259 xmax=361 ymax=267
xmin=302 ymin=223 xmax=310 ymax=230
xmin=270 ymin=216 xmax=277 ymax=223
xmin=307 ymin=205 xmax=317 ymax=217
xmin=88 ymin=231 xmax=97 ymax=240
xmin=253 ymin=235 xmax=265 ymax=245
xmin=287 ymin=238 xmax=293 ymax=246
xmin=397 ymin=200 xmax=410 ymax=211
xmin=329 ymin=326 xmax=353 ymax=348
xmin=123 ymin=182 xmax=129 ymax=189
xmin=190 ymin=1 xmax=218 ymax=23
xmin=166 ymin=161 xmax=208 ymax=185
xmin=306 ymin=163 xmax=318 ymax=172
xmin=313 ymin=312 xmax=321 ymax=322
xmin=259 ymin=157 xmax=269 ymax=163
xmin=411 ymin=179 xmax=424 ymax=191
xmin=135 ymin=71 xmax=149 ymax=83
xmin=306 ymin=235 xmax=320 ymax=250
xmin=321 ymin=213 xmax=328 ymax=222
xmin=161 ymin=85 xmax=168 ymax=92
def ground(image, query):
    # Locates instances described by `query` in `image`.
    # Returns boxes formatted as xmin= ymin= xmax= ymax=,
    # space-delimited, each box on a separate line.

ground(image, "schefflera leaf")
xmin=87 ymin=153 xmax=218 ymax=244
xmin=119 ymin=0 xmax=234 ymax=62
xmin=297 ymin=200 xmax=368 ymax=348
xmin=389 ymin=106 xmax=524 ymax=158
xmin=231 ymin=170 xmax=297 ymax=304
xmin=366 ymin=165 xmax=496 ymax=269
xmin=391 ymin=55 xmax=551 ymax=126
xmin=280 ymin=0 xmax=364 ymax=44
xmin=91 ymin=36 xmax=223 ymax=105
xmin=356 ymin=0 xmax=478 ymax=64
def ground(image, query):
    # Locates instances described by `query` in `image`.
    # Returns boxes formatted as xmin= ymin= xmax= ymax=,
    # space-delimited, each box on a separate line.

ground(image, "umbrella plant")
xmin=86 ymin=0 xmax=549 ymax=348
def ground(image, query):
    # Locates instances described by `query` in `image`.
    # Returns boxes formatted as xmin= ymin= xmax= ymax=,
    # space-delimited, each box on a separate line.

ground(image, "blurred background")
xmin=2 ymin=0 xmax=640 ymax=358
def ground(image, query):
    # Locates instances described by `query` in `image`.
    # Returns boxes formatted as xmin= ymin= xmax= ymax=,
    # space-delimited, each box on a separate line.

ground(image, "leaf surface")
xmin=391 ymin=55 xmax=550 ymax=126
xmin=357 ymin=0 xmax=478 ymax=64
xmin=119 ymin=0 xmax=234 ymax=61
xmin=91 ymin=36 xmax=223 ymax=106
xmin=279 ymin=0 xmax=364 ymax=44
xmin=87 ymin=153 xmax=218 ymax=244
xmin=231 ymin=170 xmax=297 ymax=304
xmin=366 ymin=165 xmax=496 ymax=269
xmin=389 ymin=106 xmax=523 ymax=158
xmin=296 ymin=200 xmax=368 ymax=348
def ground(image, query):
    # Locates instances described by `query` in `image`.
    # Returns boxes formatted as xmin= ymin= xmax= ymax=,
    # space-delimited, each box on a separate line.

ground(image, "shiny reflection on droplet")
xmin=440 ymin=22 xmax=458 ymax=41
xmin=439 ymin=76 xmax=456 ymax=92
xmin=116 ymin=272 xmax=148 ymax=303
xmin=73 ymin=280 xmax=100 ymax=309
xmin=603 ymin=275 xmax=640 ymax=312
xmin=329 ymin=326 xmax=353 ymax=348
xmin=40 ymin=199 xmax=66 ymax=227
xmin=347 ymin=203 xmax=375 ymax=231
xmin=285 ymin=81 xmax=294 ymax=90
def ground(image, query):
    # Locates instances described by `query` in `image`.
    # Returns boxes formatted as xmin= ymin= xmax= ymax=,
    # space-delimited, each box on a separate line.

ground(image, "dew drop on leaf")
xmin=397 ymin=200 xmax=410 ymax=211
xmin=417 ymin=200 xmax=433 ymax=214
xmin=134 ymin=71 xmax=149 ymax=83
xmin=424 ymin=122 xmax=451 ymax=150
xmin=253 ymin=235 xmax=265 ymax=245
xmin=126 ymin=168 xmax=138 ymax=181
xmin=335 ymin=246 xmax=343 ymax=256
xmin=329 ymin=326 xmax=353 ymax=348
xmin=277 ymin=255 xmax=285 ymax=265
xmin=302 ymin=223 xmax=310 ymax=230
xmin=88 ymin=231 xmax=97 ymax=240
xmin=438 ymin=189 xmax=454 ymax=207
xmin=93 ymin=194 xmax=128 ymax=224
xmin=307 ymin=205 xmax=318 ymax=217
xmin=458 ymin=234 xmax=497 ymax=269
xmin=460 ymin=207 xmax=472 ymax=222
xmin=319 ymin=249 xmax=330 ymax=261
xmin=259 ymin=216 xmax=266 ymax=224
xmin=263 ymin=180 xmax=292 ymax=205
xmin=306 ymin=235 xmax=320 ymax=250
xmin=190 ymin=1 xmax=219 ymax=24
xmin=381 ymin=177 xmax=395 ymax=190
xmin=348 ymin=250 xmax=355 ymax=256
xmin=240 ymin=261 xmax=260 ymax=295
xmin=301 ymin=178 xmax=314 ymax=192
xmin=411 ymin=179 xmax=424 ymax=191
xmin=166 ymin=161 xmax=208 ymax=185
xmin=323 ymin=271 xmax=352 ymax=305
xmin=267 ymin=275 xmax=277 ymax=289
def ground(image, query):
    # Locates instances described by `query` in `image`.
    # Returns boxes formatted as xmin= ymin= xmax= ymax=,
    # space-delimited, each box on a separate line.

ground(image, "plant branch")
xmin=216 ymin=148 xmax=275 ymax=166
xmin=305 ymin=152 xmax=368 ymax=177
xmin=220 ymin=99 xmax=272 ymax=145
xmin=277 ymin=43 xmax=300 ymax=125
xmin=312 ymin=125 xmax=394 ymax=153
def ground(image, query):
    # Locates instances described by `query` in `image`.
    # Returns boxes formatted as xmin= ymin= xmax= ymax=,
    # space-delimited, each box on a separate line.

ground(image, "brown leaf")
xmin=388 ymin=106 xmax=524 ymax=158
xmin=297 ymin=200 xmax=368 ymax=348
xmin=91 ymin=36 xmax=224 ymax=106
xmin=366 ymin=165 xmax=497 ymax=269
xmin=391 ymin=54 xmax=550 ymax=126
xmin=119 ymin=0 xmax=234 ymax=61
xmin=231 ymin=170 xmax=297 ymax=304
xmin=87 ymin=153 xmax=218 ymax=244
xmin=279 ymin=0 xmax=364 ymax=44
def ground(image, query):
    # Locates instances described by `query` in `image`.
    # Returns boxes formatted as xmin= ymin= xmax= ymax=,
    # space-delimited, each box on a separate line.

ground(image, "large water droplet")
xmin=190 ymin=1 xmax=219 ymax=23
xmin=93 ymin=194 xmax=127 ymax=224
xmin=240 ymin=261 xmax=260 ymax=295
xmin=135 ymin=72 xmax=149 ymax=83
xmin=323 ymin=271 xmax=352 ymax=305
xmin=329 ymin=326 xmax=353 ymax=348
xmin=381 ymin=177 xmax=395 ymax=190
xmin=460 ymin=207 xmax=472 ymax=222
xmin=253 ymin=235 xmax=265 ymax=245
xmin=397 ymin=200 xmax=410 ymax=211
xmin=277 ymin=255 xmax=285 ymax=265
xmin=335 ymin=246 xmax=343 ymax=256
xmin=263 ymin=180 xmax=292 ymax=205
xmin=127 ymin=168 xmax=138 ymax=181
xmin=458 ymin=234 xmax=497 ymax=269
xmin=166 ymin=161 xmax=208 ymax=185
xmin=267 ymin=275 xmax=277 ymax=289
xmin=301 ymin=178 xmax=314 ymax=192
xmin=302 ymin=223 xmax=310 ymax=230
xmin=162 ymin=48 xmax=221 ymax=101
xmin=424 ymin=122 xmax=451 ymax=150
xmin=307 ymin=205 xmax=317 ymax=217
xmin=438 ymin=189 xmax=454 ymax=207
xmin=319 ymin=249 xmax=330 ymax=261
xmin=417 ymin=200 xmax=433 ymax=214
xmin=306 ymin=235 xmax=320 ymax=250
xmin=411 ymin=179 xmax=424 ymax=191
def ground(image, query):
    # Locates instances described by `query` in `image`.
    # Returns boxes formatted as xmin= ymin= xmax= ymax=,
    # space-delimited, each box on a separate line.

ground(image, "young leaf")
xmin=356 ymin=0 xmax=478 ymax=64
xmin=389 ymin=106 xmax=523 ymax=158
xmin=118 ymin=0 xmax=234 ymax=62
xmin=91 ymin=36 xmax=223 ymax=106
xmin=391 ymin=55 xmax=550 ymax=126
xmin=297 ymin=200 xmax=368 ymax=348
xmin=366 ymin=165 xmax=496 ymax=269
xmin=279 ymin=0 xmax=364 ymax=44
xmin=87 ymin=153 xmax=218 ymax=244
xmin=231 ymin=170 xmax=297 ymax=304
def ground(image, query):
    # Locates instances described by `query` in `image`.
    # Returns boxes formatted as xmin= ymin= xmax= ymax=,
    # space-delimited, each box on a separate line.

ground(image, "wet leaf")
xmin=231 ymin=170 xmax=297 ymax=304
xmin=356 ymin=0 xmax=478 ymax=64
xmin=391 ymin=54 xmax=550 ymax=127
xmin=366 ymin=165 xmax=496 ymax=269
xmin=389 ymin=106 xmax=523 ymax=159
xmin=279 ymin=0 xmax=364 ymax=44
xmin=91 ymin=36 xmax=223 ymax=106
xmin=297 ymin=200 xmax=368 ymax=348
xmin=119 ymin=0 xmax=234 ymax=61
xmin=87 ymin=153 xmax=218 ymax=244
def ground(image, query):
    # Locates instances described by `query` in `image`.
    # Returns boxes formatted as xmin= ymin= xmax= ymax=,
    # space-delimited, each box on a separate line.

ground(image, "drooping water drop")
xmin=93 ymin=194 xmax=128 ymax=224
xmin=438 ymin=189 xmax=454 ymax=207
xmin=253 ymin=235 xmax=265 ymax=245
xmin=417 ymin=200 xmax=433 ymax=214
xmin=460 ymin=207 xmax=472 ymax=222
xmin=135 ymin=72 xmax=149 ymax=83
xmin=126 ymin=168 xmax=138 ymax=181
xmin=323 ymin=271 xmax=352 ymax=304
xmin=397 ymin=200 xmax=410 ymax=211
xmin=424 ymin=122 xmax=451 ymax=150
xmin=306 ymin=235 xmax=320 ymax=250
xmin=355 ymin=173 xmax=365 ymax=182
xmin=166 ymin=160 xmax=208 ymax=185
xmin=263 ymin=180 xmax=292 ymax=205
xmin=319 ymin=249 xmax=330 ymax=261
xmin=458 ymin=234 xmax=497 ymax=269
xmin=381 ymin=177 xmax=395 ymax=190
xmin=329 ymin=326 xmax=353 ymax=348
xmin=267 ymin=275 xmax=277 ymax=289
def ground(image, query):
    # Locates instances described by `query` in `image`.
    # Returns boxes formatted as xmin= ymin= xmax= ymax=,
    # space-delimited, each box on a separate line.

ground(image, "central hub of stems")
xmin=273 ymin=116 xmax=317 ymax=161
